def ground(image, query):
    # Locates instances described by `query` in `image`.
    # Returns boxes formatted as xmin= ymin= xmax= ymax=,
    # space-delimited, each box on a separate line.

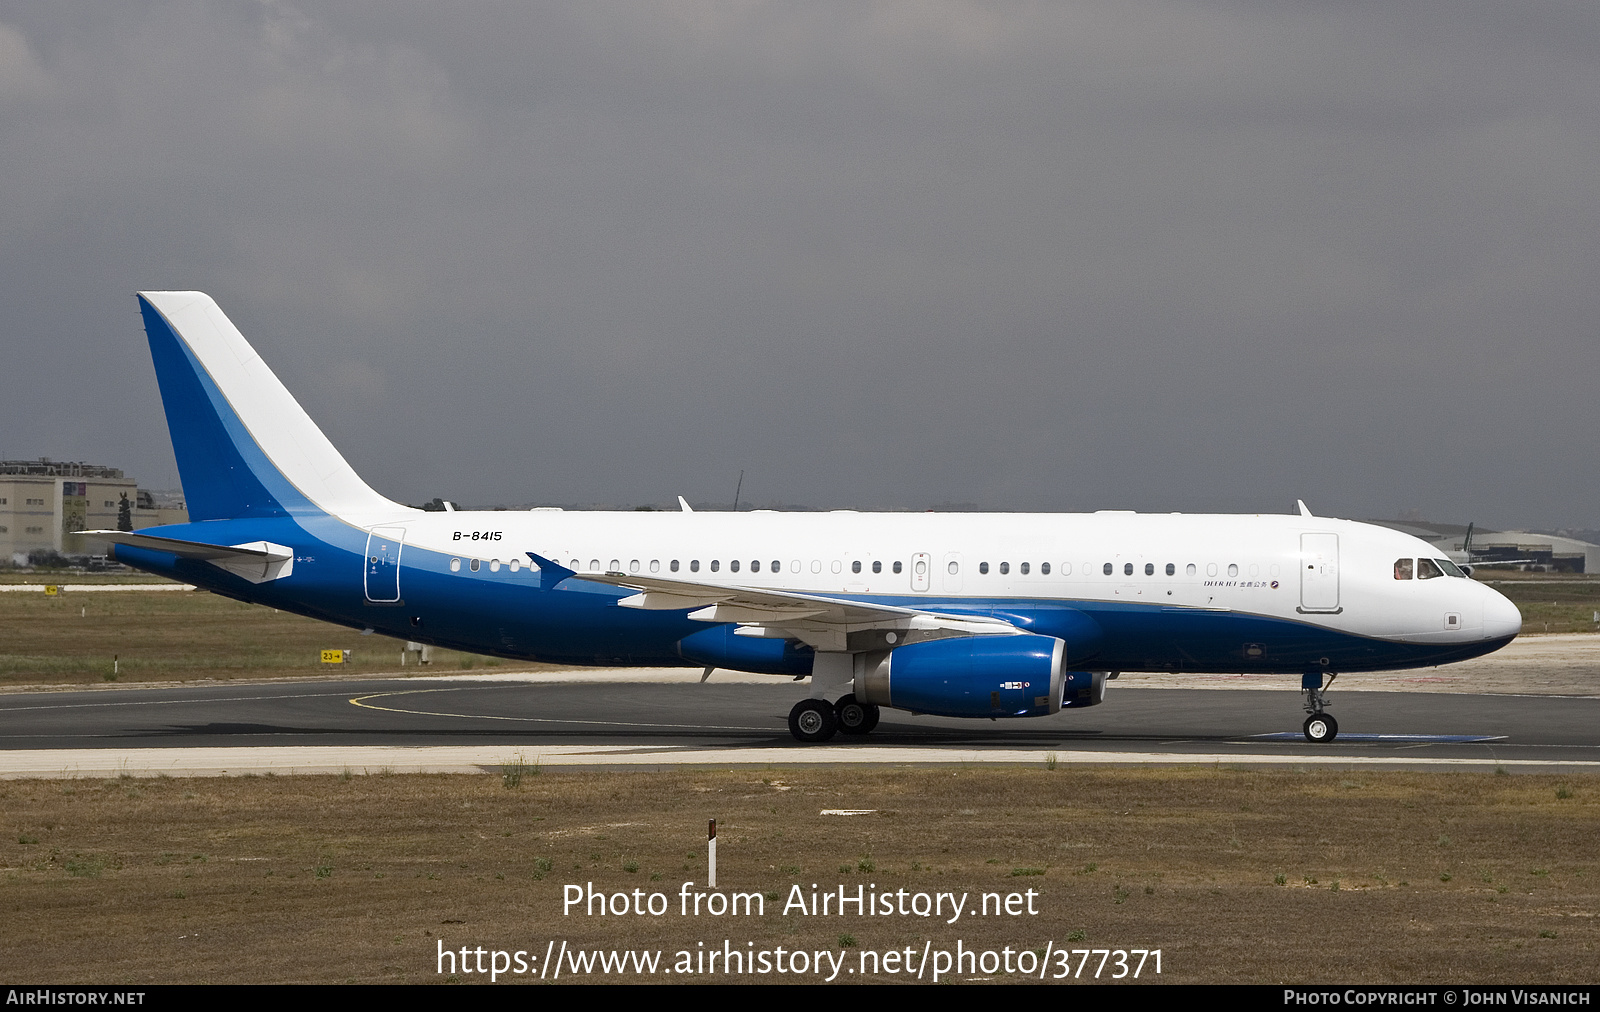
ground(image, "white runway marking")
xmin=1 ymin=744 xmax=1596 ymax=778
xmin=0 ymin=583 xmax=195 ymax=592
xmin=348 ymin=687 xmax=773 ymax=731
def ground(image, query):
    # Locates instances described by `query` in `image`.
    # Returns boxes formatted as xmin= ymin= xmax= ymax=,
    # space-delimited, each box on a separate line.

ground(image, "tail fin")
xmin=137 ymin=292 xmax=399 ymax=521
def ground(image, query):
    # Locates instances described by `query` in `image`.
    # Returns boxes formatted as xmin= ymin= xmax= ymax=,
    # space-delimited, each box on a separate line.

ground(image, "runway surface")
xmin=0 ymin=674 xmax=1597 ymax=776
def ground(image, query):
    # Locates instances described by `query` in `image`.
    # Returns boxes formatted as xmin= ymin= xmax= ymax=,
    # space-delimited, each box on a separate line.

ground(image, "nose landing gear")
xmin=1301 ymin=670 xmax=1338 ymax=743
xmin=1303 ymin=712 xmax=1338 ymax=743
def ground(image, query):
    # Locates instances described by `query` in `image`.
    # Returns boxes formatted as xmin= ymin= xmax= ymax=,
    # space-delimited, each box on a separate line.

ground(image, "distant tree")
xmin=117 ymin=493 xmax=134 ymax=532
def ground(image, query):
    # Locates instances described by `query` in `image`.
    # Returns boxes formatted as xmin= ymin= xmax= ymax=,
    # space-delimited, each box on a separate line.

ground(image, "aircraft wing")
xmin=531 ymin=554 xmax=1020 ymax=652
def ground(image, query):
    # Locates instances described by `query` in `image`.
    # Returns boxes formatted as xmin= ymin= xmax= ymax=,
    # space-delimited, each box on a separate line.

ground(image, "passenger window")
xmin=609 ymin=559 xmax=620 ymax=571
xmin=832 ymin=560 xmax=842 ymax=574
xmin=471 ymin=559 xmax=481 ymax=572
xmin=750 ymin=560 xmax=760 ymax=573
xmin=980 ymin=562 xmax=990 ymax=575
xmin=852 ymin=560 xmax=862 ymax=574
xmin=1103 ymin=563 xmax=1113 ymax=575
xmin=710 ymin=560 xmax=719 ymax=572
xmin=490 ymin=560 xmax=501 ymax=572
xmin=892 ymin=561 xmax=902 ymax=574
xmin=1165 ymin=563 xmax=1175 ymax=576
xmin=730 ymin=560 xmax=740 ymax=573
xmin=872 ymin=561 xmax=882 ymax=574
xmin=1393 ymin=558 xmax=1413 ymax=580
xmin=649 ymin=560 xmax=660 ymax=573
xmin=1000 ymin=562 xmax=1010 ymax=575
xmin=1041 ymin=562 xmax=1051 ymax=575
xmin=775 ymin=560 xmax=783 ymax=573
xmin=812 ymin=560 xmax=821 ymax=573
xmin=509 ymin=558 xmax=521 ymax=572
xmin=1206 ymin=563 xmax=1217 ymax=577
xmin=1124 ymin=563 xmax=1134 ymax=576
xmin=690 ymin=560 xmax=699 ymax=572
xmin=449 ymin=558 xmax=461 ymax=572
xmin=630 ymin=560 xmax=640 ymax=573
xmin=1144 ymin=563 xmax=1154 ymax=576
xmin=1417 ymin=558 xmax=1444 ymax=580
xmin=1020 ymin=562 xmax=1030 ymax=575
xmin=670 ymin=560 xmax=680 ymax=572
xmin=1187 ymin=563 xmax=1196 ymax=576
xmin=948 ymin=561 xmax=959 ymax=575
xmin=1227 ymin=564 xmax=1238 ymax=577
xmin=588 ymin=559 xmax=600 ymax=571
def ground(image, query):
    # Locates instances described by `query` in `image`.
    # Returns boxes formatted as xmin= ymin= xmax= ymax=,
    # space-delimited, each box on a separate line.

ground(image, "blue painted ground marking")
xmin=1250 ymin=733 xmax=1506 ymax=743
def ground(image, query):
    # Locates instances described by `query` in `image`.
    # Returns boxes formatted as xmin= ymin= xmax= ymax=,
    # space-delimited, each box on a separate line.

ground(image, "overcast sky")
xmin=0 ymin=2 xmax=1595 ymax=529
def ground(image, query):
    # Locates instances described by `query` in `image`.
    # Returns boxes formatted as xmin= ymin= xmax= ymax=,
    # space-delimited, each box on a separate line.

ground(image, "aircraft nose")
xmin=1482 ymin=585 xmax=1522 ymax=641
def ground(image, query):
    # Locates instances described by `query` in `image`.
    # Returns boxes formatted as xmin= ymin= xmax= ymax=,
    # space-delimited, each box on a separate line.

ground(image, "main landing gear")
xmin=787 ymin=694 xmax=881 ymax=743
xmin=834 ymin=694 xmax=880 ymax=736
xmin=1301 ymin=669 xmax=1338 ymax=743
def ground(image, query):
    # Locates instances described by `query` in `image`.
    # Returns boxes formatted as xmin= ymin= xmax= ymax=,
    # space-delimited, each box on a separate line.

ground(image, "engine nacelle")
xmin=1059 ymin=669 xmax=1108 ymax=709
xmin=854 ymin=634 xmax=1065 ymax=718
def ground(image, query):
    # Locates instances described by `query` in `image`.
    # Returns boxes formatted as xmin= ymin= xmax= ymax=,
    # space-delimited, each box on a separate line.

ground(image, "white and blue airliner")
xmin=88 ymin=292 xmax=1522 ymax=744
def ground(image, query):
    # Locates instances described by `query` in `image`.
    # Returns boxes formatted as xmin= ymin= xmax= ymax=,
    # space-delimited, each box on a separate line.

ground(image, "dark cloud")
xmin=0 ymin=2 xmax=1594 ymax=528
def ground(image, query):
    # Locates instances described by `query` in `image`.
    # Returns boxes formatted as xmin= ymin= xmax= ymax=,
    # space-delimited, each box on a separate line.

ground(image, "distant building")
xmin=0 ymin=458 xmax=188 ymax=562
xmin=1366 ymin=516 xmax=1598 ymax=574
xmin=1431 ymin=530 xmax=1599 ymax=575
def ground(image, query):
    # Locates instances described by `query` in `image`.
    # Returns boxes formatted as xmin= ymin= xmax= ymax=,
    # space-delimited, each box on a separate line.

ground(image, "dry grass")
xmin=0 ymin=590 xmax=536 ymax=686
xmin=1 ymin=767 xmax=1595 ymax=984
xmin=1485 ymin=576 xmax=1600 ymax=635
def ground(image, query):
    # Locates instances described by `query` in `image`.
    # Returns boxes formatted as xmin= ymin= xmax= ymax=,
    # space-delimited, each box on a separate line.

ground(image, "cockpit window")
xmin=1436 ymin=558 xmax=1466 ymax=578
xmin=1417 ymin=558 xmax=1444 ymax=580
xmin=1393 ymin=558 xmax=1413 ymax=580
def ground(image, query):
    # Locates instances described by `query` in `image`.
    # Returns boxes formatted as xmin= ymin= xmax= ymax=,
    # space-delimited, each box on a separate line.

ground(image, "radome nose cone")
xmin=1484 ymin=588 xmax=1522 ymax=640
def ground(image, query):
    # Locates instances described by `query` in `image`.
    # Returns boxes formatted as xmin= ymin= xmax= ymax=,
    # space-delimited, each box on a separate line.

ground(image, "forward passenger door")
xmin=1299 ymin=533 xmax=1340 ymax=613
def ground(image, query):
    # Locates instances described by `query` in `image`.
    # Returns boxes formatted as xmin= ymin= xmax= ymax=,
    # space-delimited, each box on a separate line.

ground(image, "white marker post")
xmin=708 ymin=819 xmax=717 ymax=888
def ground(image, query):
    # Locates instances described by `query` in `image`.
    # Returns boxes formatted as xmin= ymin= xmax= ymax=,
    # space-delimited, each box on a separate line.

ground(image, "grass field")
xmin=1481 ymin=574 xmax=1600 ymax=635
xmin=0 ymin=586 xmax=525 ymax=686
xmin=1 ymin=767 xmax=1595 ymax=984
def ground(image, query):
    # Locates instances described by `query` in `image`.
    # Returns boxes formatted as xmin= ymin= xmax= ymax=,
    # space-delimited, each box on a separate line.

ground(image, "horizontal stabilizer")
xmin=82 ymin=531 xmax=294 ymax=584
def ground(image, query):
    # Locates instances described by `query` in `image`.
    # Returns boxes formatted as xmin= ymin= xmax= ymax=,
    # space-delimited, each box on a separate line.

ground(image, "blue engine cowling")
xmin=854 ymin=634 xmax=1066 ymax=718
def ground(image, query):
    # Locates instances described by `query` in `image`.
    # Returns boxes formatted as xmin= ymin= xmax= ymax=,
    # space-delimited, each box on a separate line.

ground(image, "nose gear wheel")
xmin=1303 ymin=713 xmax=1338 ymax=743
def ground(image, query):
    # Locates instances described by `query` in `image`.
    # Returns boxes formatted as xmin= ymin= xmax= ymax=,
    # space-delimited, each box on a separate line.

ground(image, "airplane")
xmin=1443 ymin=523 xmax=1535 ymax=573
xmin=85 ymin=292 xmax=1523 ymax=745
